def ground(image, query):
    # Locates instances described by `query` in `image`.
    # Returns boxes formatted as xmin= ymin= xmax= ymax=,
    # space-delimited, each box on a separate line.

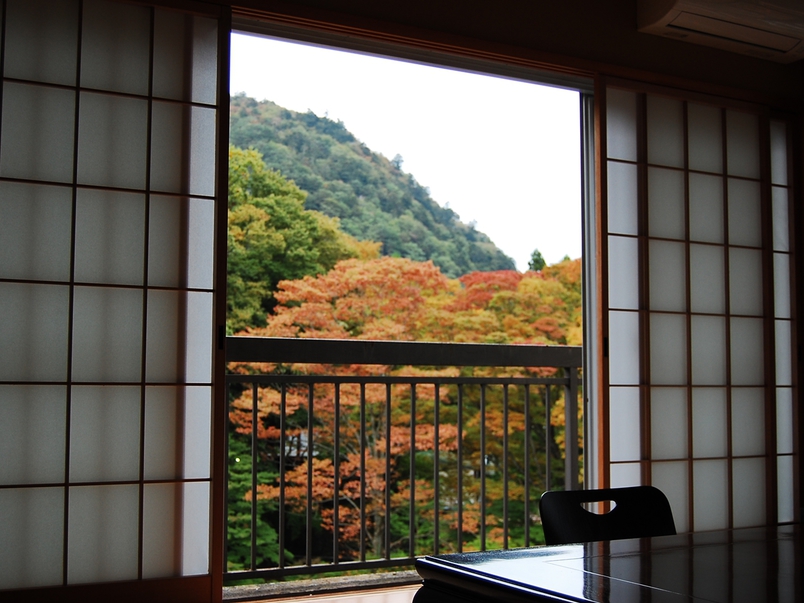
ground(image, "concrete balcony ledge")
xmin=224 ymin=570 xmax=421 ymax=601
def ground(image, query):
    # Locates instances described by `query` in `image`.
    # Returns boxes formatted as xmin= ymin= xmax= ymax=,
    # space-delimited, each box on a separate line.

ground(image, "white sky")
xmin=230 ymin=33 xmax=582 ymax=271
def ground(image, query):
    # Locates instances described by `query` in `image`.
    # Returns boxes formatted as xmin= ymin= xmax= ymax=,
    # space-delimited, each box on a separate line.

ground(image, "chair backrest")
xmin=539 ymin=486 xmax=676 ymax=545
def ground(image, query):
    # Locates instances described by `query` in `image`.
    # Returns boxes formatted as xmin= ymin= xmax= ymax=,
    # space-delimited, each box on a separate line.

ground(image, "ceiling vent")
xmin=638 ymin=0 xmax=804 ymax=63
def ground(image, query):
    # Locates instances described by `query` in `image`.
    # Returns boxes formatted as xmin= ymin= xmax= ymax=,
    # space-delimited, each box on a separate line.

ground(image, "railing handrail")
xmin=226 ymin=336 xmax=583 ymax=367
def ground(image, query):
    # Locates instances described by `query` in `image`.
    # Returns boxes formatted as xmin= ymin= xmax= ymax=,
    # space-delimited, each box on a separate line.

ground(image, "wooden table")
xmin=414 ymin=525 xmax=801 ymax=603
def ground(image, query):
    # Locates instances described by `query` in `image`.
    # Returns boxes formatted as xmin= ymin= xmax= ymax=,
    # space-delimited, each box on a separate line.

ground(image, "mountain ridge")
xmin=229 ymin=93 xmax=516 ymax=277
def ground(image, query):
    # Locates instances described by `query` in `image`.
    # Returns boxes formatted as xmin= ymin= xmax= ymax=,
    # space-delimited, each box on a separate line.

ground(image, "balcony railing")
xmin=224 ymin=336 xmax=583 ymax=582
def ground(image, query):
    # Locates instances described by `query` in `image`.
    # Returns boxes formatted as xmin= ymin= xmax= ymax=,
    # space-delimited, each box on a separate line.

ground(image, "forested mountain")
xmin=230 ymin=94 xmax=515 ymax=277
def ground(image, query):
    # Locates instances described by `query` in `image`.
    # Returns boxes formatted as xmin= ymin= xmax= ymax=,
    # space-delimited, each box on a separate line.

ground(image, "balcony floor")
xmin=265 ymin=585 xmax=420 ymax=603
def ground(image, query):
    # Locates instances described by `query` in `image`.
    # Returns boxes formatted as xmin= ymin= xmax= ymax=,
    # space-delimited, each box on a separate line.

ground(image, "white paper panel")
xmin=607 ymin=161 xmax=639 ymax=235
xmin=726 ymin=110 xmax=760 ymax=179
xmin=648 ymin=167 xmax=686 ymax=239
xmin=776 ymin=388 xmax=793 ymax=454
xmin=610 ymin=387 xmax=641 ymax=462
xmin=731 ymin=388 xmax=764 ymax=457
xmin=691 ymin=316 xmax=727 ymax=385
xmin=74 ymin=189 xmax=145 ymax=285
xmin=68 ymin=485 xmax=139 ymax=584
xmin=148 ymin=195 xmax=183 ymax=287
xmin=148 ymin=195 xmax=216 ymax=289
xmin=648 ymin=167 xmax=685 ymax=240
xmin=728 ymin=247 xmax=763 ymax=316
xmin=610 ymin=462 xmax=641 ymax=488
xmin=692 ymin=388 xmax=727 ymax=458
xmin=80 ymin=0 xmax=150 ymax=95
xmin=0 ymin=386 xmax=66 ymax=485
xmin=71 ymin=286 xmax=143 ymax=383
xmin=183 ymin=387 xmax=212 ymax=478
xmin=732 ymin=458 xmax=765 ymax=528
xmin=607 ymin=88 xmax=637 ymax=161
xmin=774 ymin=253 xmax=791 ymax=318
xmin=146 ymin=290 xmax=182 ymax=383
xmin=730 ymin=318 xmax=765 ymax=386
xmin=144 ymin=386 xmax=211 ymax=480
xmin=687 ymin=103 xmax=722 ymax=174
xmin=651 ymin=461 xmax=688 ymax=532
xmin=728 ymin=179 xmax=762 ymax=248
xmin=777 ymin=456 xmax=794 ymax=523
xmin=0 ymin=283 xmax=69 ymax=381
xmin=650 ymin=313 xmax=687 ymax=385
xmin=772 ymin=187 xmax=789 ymax=252
xmin=187 ymin=197 xmax=215 ymax=290
xmin=0 ymin=82 xmax=76 ymax=183
xmin=689 ymin=245 xmax=725 ymax=314
xmin=649 ymin=240 xmax=686 ymax=312
xmin=769 ymin=121 xmax=788 ymax=186
xmin=70 ymin=386 xmax=140 ymax=482
xmin=185 ymin=292 xmax=213 ymax=383
xmin=608 ymin=235 xmax=639 ymax=310
xmin=146 ymin=290 xmax=213 ymax=384
xmin=181 ymin=481 xmax=210 ymax=575
xmin=775 ymin=320 xmax=792 ymax=386
xmin=4 ymin=0 xmax=78 ymax=85
xmin=689 ymin=173 xmax=724 ymax=244
xmin=0 ymin=181 xmax=72 ymax=281
xmin=647 ymin=96 xmax=684 ymax=168
xmin=693 ymin=459 xmax=729 ymax=531
xmin=153 ymin=11 xmax=218 ymax=105
xmin=609 ymin=312 xmax=640 ymax=385
xmin=77 ymin=92 xmax=148 ymax=189
xmin=150 ymin=103 xmax=217 ymax=197
xmin=651 ymin=388 xmax=687 ymax=459
xmin=0 ymin=488 xmax=64 ymax=589
xmin=143 ymin=481 xmax=213 ymax=577
xmin=144 ymin=482 xmax=212 ymax=577
xmin=142 ymin=483 xmax=180 ymax=578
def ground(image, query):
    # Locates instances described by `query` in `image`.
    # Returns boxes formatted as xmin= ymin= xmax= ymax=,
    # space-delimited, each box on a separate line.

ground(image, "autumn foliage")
xmin=227 ymin=256 xmax=581 ymax=571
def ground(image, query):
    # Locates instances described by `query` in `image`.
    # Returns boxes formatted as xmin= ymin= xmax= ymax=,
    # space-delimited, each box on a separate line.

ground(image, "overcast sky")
xmin=230 ymin=32 xmax=582 ymax=271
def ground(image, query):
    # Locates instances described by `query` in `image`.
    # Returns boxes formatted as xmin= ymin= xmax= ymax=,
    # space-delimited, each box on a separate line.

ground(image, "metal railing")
xmin=224 ymin=337 xmax=582 ymax=581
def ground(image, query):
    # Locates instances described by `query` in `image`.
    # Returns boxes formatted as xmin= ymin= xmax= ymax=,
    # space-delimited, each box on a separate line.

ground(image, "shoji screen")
xmin=0 ymin=0 xmax=222 ymax=595
xmin=602 ymin=84 xmax=797 ymax=532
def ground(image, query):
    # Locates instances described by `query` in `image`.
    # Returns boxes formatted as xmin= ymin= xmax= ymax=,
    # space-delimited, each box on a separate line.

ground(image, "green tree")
xmin=528 ymin=248 xmax=546 ymax=272
xmin=228 ymin=145 xmax=377 ymax=332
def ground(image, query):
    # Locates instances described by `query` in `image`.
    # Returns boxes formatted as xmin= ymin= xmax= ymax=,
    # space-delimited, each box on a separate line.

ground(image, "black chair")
xmin=539 ymin=486 xmax=676 ymax=545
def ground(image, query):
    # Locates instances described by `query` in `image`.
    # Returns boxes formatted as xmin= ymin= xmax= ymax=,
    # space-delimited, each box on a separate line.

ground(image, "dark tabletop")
xmin=415 ymin=524 xmax=802 ymax=603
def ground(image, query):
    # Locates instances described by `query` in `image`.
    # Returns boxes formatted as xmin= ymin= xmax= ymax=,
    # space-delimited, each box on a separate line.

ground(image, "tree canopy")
xmin=227 ymin=145 xmax=379 ymax=332
xmin=230 ymin=94 xmax=515 ymax=277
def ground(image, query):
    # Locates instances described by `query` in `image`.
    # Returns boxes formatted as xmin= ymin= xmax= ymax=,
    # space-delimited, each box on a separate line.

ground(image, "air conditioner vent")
xmin=639 ymin=0 xmax=804 ymax=63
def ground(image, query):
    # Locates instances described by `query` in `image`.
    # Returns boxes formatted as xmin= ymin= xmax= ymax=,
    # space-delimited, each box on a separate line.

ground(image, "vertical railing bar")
xmin=503 ymin=384 xmax=509 ymax=550
xmin=545 ymin=386 xmax=552 ymax=492
xmin=564 ymin=367 xmax=580 ymax=491
xmin=279 ymin=384 xmax=287 ymax=569
xmin=333 ymin=384 xmax=340 ymax=565
xmin=480 ymin=384 xmax=486 ymax=552
xmin=384 ymin=383 xmax=392 ymax=560
xmin=433 ymin=383 xmax=440 ymax=555
xmin=306 ymin=383 xmax=314 ymax=568
xmin=457 ymin=384 xmax=463 ymax=553
xmin=524 ymin=385 xmax=531 ymax=547
xmin=409 ymin=384 xmax=417 ymax=559
xmin=250 ymin=382 xmax=258 ymax=571
xmin=360 ymin=383 xmax=367 ymax=562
